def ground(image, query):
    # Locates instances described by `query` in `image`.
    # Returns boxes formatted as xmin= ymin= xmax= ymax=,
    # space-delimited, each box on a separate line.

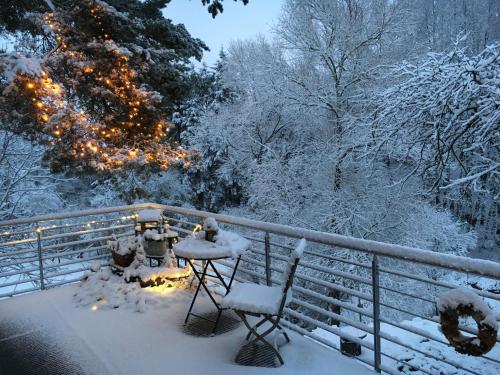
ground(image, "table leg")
xmin=209 ymin=260 xmax=229 ymax=290
xmin=191 ymin=260 xmax=221 ymax=308
xmin=226 ymin=256 xmax=241 ymax=295
xmin=184 ymin=256 xmax=243 ymax=334
xmin=184 ymin=259 xmax=210 ymax=324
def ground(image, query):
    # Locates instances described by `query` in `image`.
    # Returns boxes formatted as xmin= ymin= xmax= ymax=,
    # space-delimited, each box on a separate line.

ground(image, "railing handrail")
xmin=1 ymin=202 xmax=499 ymax=279
xmin=0 ymin=203 xmax=153 ymax=227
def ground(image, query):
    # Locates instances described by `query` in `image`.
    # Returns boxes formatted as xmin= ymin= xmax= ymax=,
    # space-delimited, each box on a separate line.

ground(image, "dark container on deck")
xmin=205 ymin=229 xmax=217 ymax=242
xmin=111 ymin=250 xmax=135 ymax=268
xmin=340 ymin=337 xmax=362 ymax=357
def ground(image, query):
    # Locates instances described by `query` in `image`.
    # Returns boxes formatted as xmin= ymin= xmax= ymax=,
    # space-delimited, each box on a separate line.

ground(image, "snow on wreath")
xmin=437 ymin=287 xmax=498 ymax=356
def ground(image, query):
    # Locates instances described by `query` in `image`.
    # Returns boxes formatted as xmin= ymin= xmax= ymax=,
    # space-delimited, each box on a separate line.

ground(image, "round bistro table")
xmin=173 ymin=232 xmax=251 ymax=335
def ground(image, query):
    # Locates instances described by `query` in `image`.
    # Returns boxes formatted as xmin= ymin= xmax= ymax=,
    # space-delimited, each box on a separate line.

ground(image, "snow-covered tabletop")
xmin=173 ymin=230 xmax=251 ymax=260
xmin=136 ymin=209 xmax=163 ymax=222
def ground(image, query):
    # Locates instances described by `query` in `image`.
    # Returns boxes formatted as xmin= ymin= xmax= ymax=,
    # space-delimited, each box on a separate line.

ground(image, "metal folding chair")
xmin=221 ymin=239 xmax=305 ymax=365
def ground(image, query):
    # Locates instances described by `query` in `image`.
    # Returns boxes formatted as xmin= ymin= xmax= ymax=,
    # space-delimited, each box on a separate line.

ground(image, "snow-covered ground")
xmin=0 ymin=278 xmax=374 ymax=375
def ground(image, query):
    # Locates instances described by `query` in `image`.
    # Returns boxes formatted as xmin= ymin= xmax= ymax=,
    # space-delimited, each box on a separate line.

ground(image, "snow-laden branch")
xmin=370 ymin=43 xmax=500 ymax=193
xmin=440 ymin=163 xmax=500 ymax=190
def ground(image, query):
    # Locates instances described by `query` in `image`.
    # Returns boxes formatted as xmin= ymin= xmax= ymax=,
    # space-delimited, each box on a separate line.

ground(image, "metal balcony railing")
xmin=1 ymin=203 xmax=499 ymax=374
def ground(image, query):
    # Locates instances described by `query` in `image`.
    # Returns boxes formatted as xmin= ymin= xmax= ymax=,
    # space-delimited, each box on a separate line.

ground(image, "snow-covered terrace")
xmin=0 ymin=282 xmax=372 ymax=375
xmin=1 ymin=203 xmax=500 ymax=374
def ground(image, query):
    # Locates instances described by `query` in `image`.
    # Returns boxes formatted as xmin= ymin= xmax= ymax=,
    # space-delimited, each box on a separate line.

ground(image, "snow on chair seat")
xmin=220 ymin=283 xmax=289 ymax=315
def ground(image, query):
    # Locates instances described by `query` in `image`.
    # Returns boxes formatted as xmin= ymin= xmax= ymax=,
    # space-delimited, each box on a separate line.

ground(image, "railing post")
xmin=372 ymin=254 xmax=381 ymax=372
xmin=35 ymin=223 xmax=45 ymax=290
xmin=264 ymin=232 xmax=271 ymax=286
xmin=133 ymin=210 xmax=138 ymax=235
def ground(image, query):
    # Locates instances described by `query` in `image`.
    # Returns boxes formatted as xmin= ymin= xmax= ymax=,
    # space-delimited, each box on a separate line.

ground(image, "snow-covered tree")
xmin=174 ymin=51 xmax=243 ymax=211
xmin=188 ymin=37 xmax=476 ymax=252
xmin=399 ymin=0 xmax=500 ymax=54
xmin=0 ymin=0 xmax=206 ymax=171
xmin=276 ymin=0 xmax=399 ymax=189
xmin=0 ymin=129 xmax=63 ymax=220
xmin=372 ymin=43 xmax=499 ymax=194
xmin=370 ymin=42 xmax=499 ymax=253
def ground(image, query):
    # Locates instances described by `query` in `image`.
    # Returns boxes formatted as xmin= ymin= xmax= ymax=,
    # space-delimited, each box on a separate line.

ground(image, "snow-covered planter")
xmin=339 ymin=326 xmax=367 ymax=357
xmin=143 ymin=229 xmax=168 ymax=257
xmin=143 ymin=228 xmax=179 ymax=267
xmin=108 ymin=236 xmax=142 ymax=268
xmin=124 ymin=242 xmax=190 ymax=288
xmin=437 ymin=288 xmax=498 ymax=356
xmin=202 ymin=217 xmax=219 ymax=242
xmin=135 ymin=209 xmax=163 ymax=233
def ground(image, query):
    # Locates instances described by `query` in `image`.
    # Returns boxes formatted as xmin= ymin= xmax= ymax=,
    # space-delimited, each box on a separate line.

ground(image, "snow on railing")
xmin=151 ymin=203 xmax=500 ymax=279
xmin=1 ymin=203 xmax=499 ymax=375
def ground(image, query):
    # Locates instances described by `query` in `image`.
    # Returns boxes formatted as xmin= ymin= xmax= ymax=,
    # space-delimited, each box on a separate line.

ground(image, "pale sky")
xmin=163 ymin=0 xmax=284 ymax=67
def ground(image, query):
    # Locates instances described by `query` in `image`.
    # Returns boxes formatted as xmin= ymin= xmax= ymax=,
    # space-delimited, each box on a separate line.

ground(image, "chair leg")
xmin=237 ymin=311 xmax=259 ymax=339
xmin=236 ymin=312 xmax=286 ymax=365
xmin=277 ymin=324 xmax=290 ymax=344
xmin=268 ymin=317 xmax=290 ymax=344
xmin=245 ymin=317 xmax=267 ymax=340
xmin=212 ymin=309 xmax=223 ymax=335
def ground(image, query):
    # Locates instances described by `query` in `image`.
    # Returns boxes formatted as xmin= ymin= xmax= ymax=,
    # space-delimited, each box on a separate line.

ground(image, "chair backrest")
xmin=278 ymin=239 xmax=306 ymax=314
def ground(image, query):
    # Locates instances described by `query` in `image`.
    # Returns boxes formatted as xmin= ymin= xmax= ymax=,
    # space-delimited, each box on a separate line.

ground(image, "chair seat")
xmin=221 ymin=283 xmax=289 ymax=315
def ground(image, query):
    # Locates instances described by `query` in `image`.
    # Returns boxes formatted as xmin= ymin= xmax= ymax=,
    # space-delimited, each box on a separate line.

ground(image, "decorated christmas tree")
xmin=0 ymin=0 xmax=207 ymax=171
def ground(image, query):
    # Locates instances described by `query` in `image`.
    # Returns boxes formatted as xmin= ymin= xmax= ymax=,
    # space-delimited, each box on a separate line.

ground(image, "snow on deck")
xmin=0 ymin=284 xmax=374 ymax=375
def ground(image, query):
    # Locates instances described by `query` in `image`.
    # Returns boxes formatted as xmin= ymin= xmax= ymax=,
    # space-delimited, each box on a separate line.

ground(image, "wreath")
xmin=438 ymin=288 xmax=498 ymax=356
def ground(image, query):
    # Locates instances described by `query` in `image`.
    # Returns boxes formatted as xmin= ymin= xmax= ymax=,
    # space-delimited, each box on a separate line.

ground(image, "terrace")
xmin=1 ymin=203 xmax=499 ymax=374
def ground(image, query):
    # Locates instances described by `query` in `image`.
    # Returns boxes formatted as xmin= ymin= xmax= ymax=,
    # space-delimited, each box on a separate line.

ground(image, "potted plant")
xmin=203 ymin=217 xmax=219 ymax=242
xmin=135 ymin=209 xmax=164 ymax=234
xmin=108 ymin=236 xmax=137 ymax=268
xmin=143 ymin=229 xmax=168 ymax=257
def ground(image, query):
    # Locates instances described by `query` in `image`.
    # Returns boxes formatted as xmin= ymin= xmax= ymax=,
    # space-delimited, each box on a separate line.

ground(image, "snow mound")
xmin=74 ymin=268 xmax=193 ymax=313
xmin=203 ymin=217 xmax=219 ymax=231
xmin=214 ymin=229 xmax=251 ymax=252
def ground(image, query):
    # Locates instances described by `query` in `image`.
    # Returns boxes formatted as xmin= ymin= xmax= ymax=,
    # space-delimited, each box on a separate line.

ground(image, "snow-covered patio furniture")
xmin=221 ymin=238 xmax=305 ymax=366
xmin=173 ymin=228 xmax=251 ymax=335
xmin=135 ymin=209 xmax=164 ymax=233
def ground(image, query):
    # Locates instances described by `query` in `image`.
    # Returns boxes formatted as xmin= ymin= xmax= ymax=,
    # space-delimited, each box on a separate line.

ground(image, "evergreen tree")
xmin=201 ymin=0 xmax=250 ymax=18
xmin=0 ymin=0 xmax=207 ymax=171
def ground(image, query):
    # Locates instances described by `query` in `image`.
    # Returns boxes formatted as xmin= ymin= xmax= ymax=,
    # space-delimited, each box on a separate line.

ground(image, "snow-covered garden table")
xmin=173 ymin=230 xmax=251 ymax=335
